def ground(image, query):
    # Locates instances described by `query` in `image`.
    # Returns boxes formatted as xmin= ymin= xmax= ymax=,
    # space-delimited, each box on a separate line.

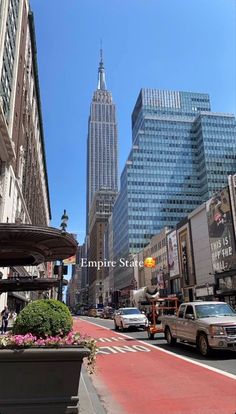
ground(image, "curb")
xmin=79 ymin=367 xmax=106 ymax=414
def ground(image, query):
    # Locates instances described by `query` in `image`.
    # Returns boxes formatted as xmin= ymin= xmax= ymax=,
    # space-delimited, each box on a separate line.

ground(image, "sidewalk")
xmin=79 ymin=367 xmax=106 ymax=414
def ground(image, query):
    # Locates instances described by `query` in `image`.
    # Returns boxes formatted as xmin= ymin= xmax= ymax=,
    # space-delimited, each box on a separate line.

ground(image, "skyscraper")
xmin=85 ymin=50 xmax=119 ymax=305
xmin=86 ymin=50 xmax=118 ymax=233
xmin=112 ymin=89 xmax=236 ymax=290
xmin=88 ymin=189 xmax=117 ymax=305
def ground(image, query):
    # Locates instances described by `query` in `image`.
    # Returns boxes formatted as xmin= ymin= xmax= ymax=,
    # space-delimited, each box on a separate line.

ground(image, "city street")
xmin=74 ymin=317 xmax=236 ymax=414
xmin=0 ymin=2 xmax=235 ymax=414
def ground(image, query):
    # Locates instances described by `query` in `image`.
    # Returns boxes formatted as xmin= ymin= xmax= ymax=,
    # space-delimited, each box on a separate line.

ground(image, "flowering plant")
xmin=0 ymin=300 xmax=97 ymax=373
xmin=0 ymin=331 xmax=97 ymax=374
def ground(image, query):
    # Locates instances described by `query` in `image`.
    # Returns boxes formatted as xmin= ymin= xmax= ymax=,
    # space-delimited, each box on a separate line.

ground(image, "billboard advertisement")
xmin=178 ymin=228 xmax=190 ymax=285
xmin=47 ymin=262 xmax=53 ymax=278
xmin=167 ymin=230 xmax=179 ymax=278
xmin=177 ymin=223 xmax=195 ymax=287
xmin=157 ymin=272 xmax=164 ymax=289
xmin=206 ymin=187 xmax=236 ymax=272
xmin=63 ymin=255 xmax=77 ymax=265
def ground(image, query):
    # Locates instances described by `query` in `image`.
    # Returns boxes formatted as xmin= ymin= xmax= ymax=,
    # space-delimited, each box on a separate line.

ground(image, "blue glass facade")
xmin=113 ymin=89 xmax=236 ymax=271
xmin=194 ymin=113 xmax=236 ymax=199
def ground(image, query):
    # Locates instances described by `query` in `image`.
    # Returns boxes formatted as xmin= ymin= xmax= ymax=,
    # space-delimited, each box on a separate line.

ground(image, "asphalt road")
xmin=79 ymin=316 xmax=236 ymax=376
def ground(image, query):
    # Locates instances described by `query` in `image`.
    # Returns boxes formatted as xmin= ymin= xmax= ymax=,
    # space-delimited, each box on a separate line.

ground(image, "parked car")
xmin=114 ymin=307 xmax=149 ymax=331
xmin=76 ymin=310 xmax=83 ymax=316
xmin=160 ymin=301 xmax=236 ymax=356
xmin=88 ymin=308 xmax=97 ymax=317
xmin=96 ymin=308 xmax=104 ymax=318
xmin=102 ymin=307 xmax=114 ymax=319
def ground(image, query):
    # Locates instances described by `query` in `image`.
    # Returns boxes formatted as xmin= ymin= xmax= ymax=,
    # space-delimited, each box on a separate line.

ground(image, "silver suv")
xmin=114 ymin=307 xmax=148 ymax=331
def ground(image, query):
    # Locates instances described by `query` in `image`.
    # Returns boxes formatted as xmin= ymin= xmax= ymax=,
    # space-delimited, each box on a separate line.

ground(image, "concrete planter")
xmin=0 ymin=347 xmax=90 ymax=414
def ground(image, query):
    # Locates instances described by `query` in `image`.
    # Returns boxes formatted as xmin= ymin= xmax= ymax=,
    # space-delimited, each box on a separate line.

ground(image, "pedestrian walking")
xmin=12 ymin=310 xmax=17 ymax=322
xmin=1 ymin=305 xmax=9 ymax=334
xmin=8 ymin=310 xmax=17 ymax=328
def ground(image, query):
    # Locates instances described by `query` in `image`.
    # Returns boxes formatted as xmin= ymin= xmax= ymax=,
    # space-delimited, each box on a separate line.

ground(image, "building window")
xmin=9 ymin=176 xmax=12 ymax=196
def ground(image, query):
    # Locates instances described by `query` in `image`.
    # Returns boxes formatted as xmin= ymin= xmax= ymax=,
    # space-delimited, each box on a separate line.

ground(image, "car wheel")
xmin=120 ymin=322 xmax=125 ymax=332
xmin=147 ymin=329 xmax=154 ymax=340
xmin=165 ymin=327 xmax=176 ymax=345
xmin=198 ymin=333 xmax=210 ymax=356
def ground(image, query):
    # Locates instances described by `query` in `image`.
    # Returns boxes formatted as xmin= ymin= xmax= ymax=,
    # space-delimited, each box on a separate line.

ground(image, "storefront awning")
xmin=0 ymin=277 xmax=68 ymax=293
xmin=0 ymin=224 xmax=77 ymax=267
xmin=8 ymin=292 xmax=30 ymax=302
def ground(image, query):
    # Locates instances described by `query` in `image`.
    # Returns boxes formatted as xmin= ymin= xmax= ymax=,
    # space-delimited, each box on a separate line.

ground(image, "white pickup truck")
xmin=160 ymin=301 xmax=236 ymax=356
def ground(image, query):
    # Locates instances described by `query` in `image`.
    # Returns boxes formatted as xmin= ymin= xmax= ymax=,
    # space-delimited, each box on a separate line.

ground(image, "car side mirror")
xmin=185 ymin=313 xmax=195 ymax=320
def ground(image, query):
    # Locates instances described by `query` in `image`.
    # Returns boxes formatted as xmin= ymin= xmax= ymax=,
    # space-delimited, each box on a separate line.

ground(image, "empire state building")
xmin=86 ymin=50 xmax=118 ymax=232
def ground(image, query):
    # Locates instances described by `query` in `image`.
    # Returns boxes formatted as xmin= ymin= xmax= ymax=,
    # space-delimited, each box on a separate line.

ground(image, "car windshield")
xmin=195 ymin=304 xmax=236 ymax=318
xmin=122 ymin=309 xmax=141 ymax=315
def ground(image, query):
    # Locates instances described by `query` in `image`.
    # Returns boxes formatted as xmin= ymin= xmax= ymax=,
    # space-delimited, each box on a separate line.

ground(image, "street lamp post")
xmin=57 ymin=210 xmax=69 ymax=301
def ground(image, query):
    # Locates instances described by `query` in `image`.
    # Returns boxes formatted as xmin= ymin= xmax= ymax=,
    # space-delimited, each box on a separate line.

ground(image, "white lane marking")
xmin=137 ymin=340 xmax=236 ymax=380
xmin=97 ymin=345 xmax=151 ymax=355
xmin=97 ymin=337 xmax=125 ymax=342
xmin=79 ymin=318 xmax=236 ymax=380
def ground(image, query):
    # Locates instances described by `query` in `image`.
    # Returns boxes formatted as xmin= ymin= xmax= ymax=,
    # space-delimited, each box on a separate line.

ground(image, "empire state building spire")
xmin=97 ymin=48 xmax=107 ymax=90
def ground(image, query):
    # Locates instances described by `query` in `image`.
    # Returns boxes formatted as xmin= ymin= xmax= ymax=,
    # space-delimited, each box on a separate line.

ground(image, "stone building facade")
xmin=0 ymin=0 xmax=51 ymax=311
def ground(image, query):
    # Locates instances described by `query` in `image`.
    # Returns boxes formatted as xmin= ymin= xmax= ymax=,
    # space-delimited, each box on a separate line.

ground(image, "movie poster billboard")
xmin=167 ymin=230 xmax=179 ymax=278
xmin=47 ymin=261 xmax=53 ymax=278
xmin=157 ymin=272 xmax=164 ymax=289
xmin=206 ymin=187 xmax=236 ymax=272
xmin=177 ymin=224 xmax=195 ymax=287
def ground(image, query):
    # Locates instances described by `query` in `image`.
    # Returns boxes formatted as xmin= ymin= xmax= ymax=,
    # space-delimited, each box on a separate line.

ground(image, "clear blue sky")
xmin=30 ymin=0 xmax=236 ymax=245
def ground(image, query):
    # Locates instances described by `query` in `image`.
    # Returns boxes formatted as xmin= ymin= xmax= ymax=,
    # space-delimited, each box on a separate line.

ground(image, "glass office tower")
xmin=86 ymin=51 xmax=118 ymax=233
xmin=193 ymin=113 xmax=236 ymax=198
xmin=113 ymin=89 xmax=236 ymax=279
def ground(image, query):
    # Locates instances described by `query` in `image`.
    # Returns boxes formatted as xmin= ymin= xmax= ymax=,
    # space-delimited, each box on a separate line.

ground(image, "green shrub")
xmin=12 ymin=299 xmax=73 ymax=338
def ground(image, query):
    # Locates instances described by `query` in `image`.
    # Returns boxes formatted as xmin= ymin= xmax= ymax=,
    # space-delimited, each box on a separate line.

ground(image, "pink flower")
xmin=0 ymin=331 xmax=93 ymax=349
xmin=0 ymin=331 xmax=97 ymax=374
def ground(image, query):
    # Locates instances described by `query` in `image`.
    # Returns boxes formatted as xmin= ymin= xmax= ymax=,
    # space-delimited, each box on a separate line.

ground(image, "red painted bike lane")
xmin=74 ymin=318 xmax=236 ymax=414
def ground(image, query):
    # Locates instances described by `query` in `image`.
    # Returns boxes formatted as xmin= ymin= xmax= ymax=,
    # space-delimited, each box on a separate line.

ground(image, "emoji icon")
xmin=144 ymin=257 xmax=156 ymax=268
